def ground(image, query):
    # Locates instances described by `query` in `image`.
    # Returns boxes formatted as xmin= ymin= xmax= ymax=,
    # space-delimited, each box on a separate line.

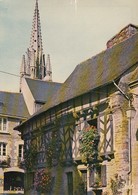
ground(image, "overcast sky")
xmin=0 ymin=0 xmax=138 ymax=92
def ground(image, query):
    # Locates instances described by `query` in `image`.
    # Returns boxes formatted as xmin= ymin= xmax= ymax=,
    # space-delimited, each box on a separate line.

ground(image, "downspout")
xmin=127 ymin=108 xmax=132 ymax=195
xmin=113 ymin=81 xmax=133 ymax=195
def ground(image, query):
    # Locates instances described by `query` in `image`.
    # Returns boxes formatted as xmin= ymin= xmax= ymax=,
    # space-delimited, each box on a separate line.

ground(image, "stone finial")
xmin=43 ymin=54 xmax=52 ymax=82
xmin=20 ymin=55 xmax=26 ymax=75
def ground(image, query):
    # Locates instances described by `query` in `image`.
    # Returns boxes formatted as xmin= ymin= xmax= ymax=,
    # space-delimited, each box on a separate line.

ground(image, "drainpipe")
xmin=126 ymin=101 xmax=136 ymax=195
xmin=126 ymin=100 xmax=132 ymax=195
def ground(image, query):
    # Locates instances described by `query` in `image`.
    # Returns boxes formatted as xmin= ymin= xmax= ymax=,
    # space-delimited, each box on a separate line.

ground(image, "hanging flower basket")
xmin=34 ymin=168 xmax=53 ymax=193
xmin=79 ymin=125 xmax=100 ymax=163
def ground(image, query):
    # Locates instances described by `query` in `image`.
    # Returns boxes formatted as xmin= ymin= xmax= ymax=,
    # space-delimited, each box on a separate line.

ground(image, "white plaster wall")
xmin=21 ymin=78 xmax=35 ymax=115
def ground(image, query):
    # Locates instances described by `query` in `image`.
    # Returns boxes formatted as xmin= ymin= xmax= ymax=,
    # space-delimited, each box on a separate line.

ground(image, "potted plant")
xmin=34 ymin=168 xmax=53 ymax=193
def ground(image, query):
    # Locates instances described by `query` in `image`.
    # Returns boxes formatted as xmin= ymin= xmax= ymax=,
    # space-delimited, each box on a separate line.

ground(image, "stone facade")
xmin=0 ymin=116 xmax=24 ymax=194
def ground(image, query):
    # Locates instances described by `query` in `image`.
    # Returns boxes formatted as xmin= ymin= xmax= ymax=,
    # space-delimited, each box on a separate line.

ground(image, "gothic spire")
xmin=20 ymin=0 xmax=46 ymax=82
xmin=30 ymin=0 xmax=43 ymax=55
xmin=20 ymin=0 xmax=53 ymax=92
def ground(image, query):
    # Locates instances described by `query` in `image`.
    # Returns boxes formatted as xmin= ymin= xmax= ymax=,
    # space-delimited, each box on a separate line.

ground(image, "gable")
xmin=25 ymin=78 xmax=62 ymax=103
xmin=0 ymin=91 xmax=29 ymax=118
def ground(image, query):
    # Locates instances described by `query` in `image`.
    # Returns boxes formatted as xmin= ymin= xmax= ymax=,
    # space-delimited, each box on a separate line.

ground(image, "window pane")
xmin=0 ymin=144 xmax=2 ymax=155
xmin=3 ymin=144 xmax=6 ymax=156
xmin=19 ymin=145 xmax=23 ymax=158
xmin=3 ymin=119 xmax=7 ymax=131
xmin=0 ymin=143 xmax=6 ymax=156
xmin=67 ymin=172 xmax=73 ymax=195
xmin=0 ymin=119 xmax=2 ymax=131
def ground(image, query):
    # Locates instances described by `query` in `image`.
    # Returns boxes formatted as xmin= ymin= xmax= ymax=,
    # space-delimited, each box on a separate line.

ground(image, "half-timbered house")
xmin=15 ymin=24 xmax=138 ymax=195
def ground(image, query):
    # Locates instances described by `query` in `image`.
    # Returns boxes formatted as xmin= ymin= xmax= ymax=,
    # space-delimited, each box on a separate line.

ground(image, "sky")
xmin=0 ymin=0 xmax=138 ymax=92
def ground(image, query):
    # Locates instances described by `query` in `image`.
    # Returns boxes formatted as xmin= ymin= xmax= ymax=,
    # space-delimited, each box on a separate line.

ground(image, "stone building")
xmin=0 ymin=91 xmax=29 ymax=194
xmin=0 ymin=0 xmax=61 ymax=194
xmin=15 ymin=24 xmax=138 ymax=195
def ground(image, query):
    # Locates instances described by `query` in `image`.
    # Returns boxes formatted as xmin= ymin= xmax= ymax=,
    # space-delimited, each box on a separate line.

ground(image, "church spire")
xmin=20 ymin=0 xmax=53 ymax=92
xmin=20 ymin=0 xmax=46 ymax=82
xmin=30 ymin=0 xmax=43 ymax=56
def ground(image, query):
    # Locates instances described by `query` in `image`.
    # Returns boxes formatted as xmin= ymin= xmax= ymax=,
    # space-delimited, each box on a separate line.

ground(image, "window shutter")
xmin=0 ymin=118 xmax=2 ymax=131
xmin=101 ymin=165 xmax=106 ymax=187
xmin=67 ymin=172 xmax=73 ymax=195
xmin=89 ymin=169 xmax=94 ymax=187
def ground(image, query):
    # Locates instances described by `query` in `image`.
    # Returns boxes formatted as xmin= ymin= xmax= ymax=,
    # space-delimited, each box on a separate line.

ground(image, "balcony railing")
xmin=3 ymin=189 xmax=24 ymax=194
xmin=18 ymin=157 xmax=25 ymax=169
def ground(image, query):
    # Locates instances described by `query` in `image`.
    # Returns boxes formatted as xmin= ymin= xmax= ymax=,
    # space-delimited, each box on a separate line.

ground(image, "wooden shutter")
xmin=89 ymin=169 xmax=94 ymax=187
xmin=101 ymin=165 xmax=107 ymax=187
xmin=67 ymin=172 xmax=73 ymax=195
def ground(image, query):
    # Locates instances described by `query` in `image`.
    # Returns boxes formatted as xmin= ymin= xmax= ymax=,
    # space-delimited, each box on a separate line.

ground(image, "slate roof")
xmin=0 ymin=91 xmax=29 ymax=118
xmin=16 ymin=30 xmax=138 ymax=127
xmin=25 ymin=78 xmax=62 ymax=103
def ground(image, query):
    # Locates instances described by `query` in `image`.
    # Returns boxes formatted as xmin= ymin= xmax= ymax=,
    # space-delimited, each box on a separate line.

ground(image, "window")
xmin=18 ymin=145 xmax=24 ymax=159
xmin=0 ymin=143 xmax=7 ymax=156
xmin=0 ymin=118 xmax=8 ymax=132
xmin=80 ymin=170 xmax=87 ymax=194
xmin=67 ymin=172 xmax=73 ymax=195
xmin=89 ymin=165 xmax=106 ymax=188
xmin=35 ymin=103 xmax=44 ymax=112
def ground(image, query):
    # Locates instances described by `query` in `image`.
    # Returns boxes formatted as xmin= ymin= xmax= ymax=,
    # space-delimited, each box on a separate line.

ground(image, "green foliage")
xmin=46 ymin=130 xmax=61 ymax=167
xmin=24 ymin=145 xmax=37 ymax=170
xmin=34 ymin=168 xmax=53 ymax=193
xmin=75 ymin=180 xmax=86 ymax=195
xmin=79 ymin=125 xmax=100 ymax=163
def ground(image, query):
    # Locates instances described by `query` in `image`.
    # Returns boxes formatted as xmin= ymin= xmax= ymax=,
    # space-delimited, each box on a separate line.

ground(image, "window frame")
xmin=67 ymin=172 xmax=73 ymax=195
xmin=18 ymin=144 xmax=24 ymax=159
xmin=0 ymin=118 xmax=8 ymax=132
xmin=0 ymin=143 xmax=7 ymax=156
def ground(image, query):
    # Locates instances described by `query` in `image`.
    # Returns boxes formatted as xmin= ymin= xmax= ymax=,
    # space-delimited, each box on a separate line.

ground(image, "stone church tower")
xmin=20 ymin=0 xmax=52 ymax=92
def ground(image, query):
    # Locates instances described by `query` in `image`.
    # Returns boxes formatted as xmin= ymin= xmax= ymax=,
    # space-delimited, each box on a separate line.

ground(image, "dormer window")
xmin=0 ymin=118 xmax=8 ymax=132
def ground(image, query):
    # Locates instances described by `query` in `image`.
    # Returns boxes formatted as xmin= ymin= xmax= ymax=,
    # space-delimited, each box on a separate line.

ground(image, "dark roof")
xmin=36 ymin=32 xmax=138 ymax=113
xmin=0 ymin=91 xmax=29 ymax=118
xmin=25 ymin=78 xmax=62 ymax=103
xmin=16 ymin=30 xmax=138 ymax=127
